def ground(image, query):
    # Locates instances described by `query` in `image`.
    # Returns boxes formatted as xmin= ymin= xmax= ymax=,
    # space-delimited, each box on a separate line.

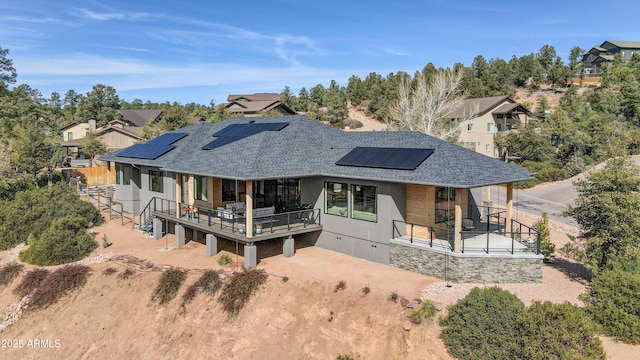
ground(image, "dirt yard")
xmin=0 ymin=210 xmax=638 ymax=359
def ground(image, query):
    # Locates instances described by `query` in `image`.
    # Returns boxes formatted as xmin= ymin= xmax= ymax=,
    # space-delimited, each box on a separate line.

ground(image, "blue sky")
xmin=2 ymin=0 xmax=639 ymax=105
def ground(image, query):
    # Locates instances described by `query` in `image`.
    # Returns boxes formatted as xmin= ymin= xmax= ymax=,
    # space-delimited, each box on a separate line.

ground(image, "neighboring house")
xmin=100 ymin=115 xmax=542 ymax=283
xmin=582 ymin=40 xmax=640 ymax=76
xmin=224 ymin=93 xmax=296 ymax=116
xmin=453 ymin=96 xmax=531 ymax=158
xmin=60 ymin=119 xmax=142 ymax=164
xmin=119 ymin=109 xmax=163 ymax=127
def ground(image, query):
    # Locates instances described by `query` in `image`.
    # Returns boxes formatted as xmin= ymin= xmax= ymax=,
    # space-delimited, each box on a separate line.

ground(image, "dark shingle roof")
xmin=100 ymin=115 xmax=532 ymax=188
xmin=119 ymin=110 xmax=162 ymax=127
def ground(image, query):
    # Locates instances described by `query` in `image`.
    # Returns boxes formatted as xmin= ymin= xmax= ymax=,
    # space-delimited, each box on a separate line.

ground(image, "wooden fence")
xmin=65 ymin=166 xmax=113 ymax=186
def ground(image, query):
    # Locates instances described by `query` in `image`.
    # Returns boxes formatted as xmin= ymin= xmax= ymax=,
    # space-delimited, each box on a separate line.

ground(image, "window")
xmin=496 ymin=123 xmax=503 ymax=132
xmin=435 ymin=187 xmax=455 ymax=223
xmin=486 ymin=123 xmax=494 ymax=132
xmin=485 ymin=144 xmax=491 ymax=152
xmin=351 ymin=184 xmax=377 ymax=222
xmin=467 ymin=123 xmax=473 ymax=131
xmin=222 ymin=179 xmax=236 ymax=202
xmin=115 ymin=165 xmax=121 ymax=185
xmin=194 ymin=175 xmax=207 ymax=201
xmin=325 ymin=181 xmax=347 ymax=217
xmin=67 ymin=132 xmax=73 ymax=141
xmin=122 ymin=165 xmax=131 ymax=185
xmin=149 ymin=170 xmax=163 ymax=192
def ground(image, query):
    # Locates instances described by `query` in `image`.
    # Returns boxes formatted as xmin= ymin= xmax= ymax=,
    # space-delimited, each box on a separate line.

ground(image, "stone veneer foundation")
xmin=389 ymin=239 xmax=543 ymax=284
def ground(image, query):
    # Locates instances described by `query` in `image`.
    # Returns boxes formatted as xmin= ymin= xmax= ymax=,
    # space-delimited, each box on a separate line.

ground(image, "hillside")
xmin=0 ymin=213 xmax=638 ymax=359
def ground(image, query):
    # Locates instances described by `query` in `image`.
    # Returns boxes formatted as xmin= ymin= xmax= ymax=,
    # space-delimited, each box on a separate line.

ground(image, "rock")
xmin=434 ymin=302 xmax=443 ymax=312
xmin=406 ymin=301 xmax=419 ymax=309
xmin=403 ymin=320 xmax=413 ymax=331
xmin=400 ymin=297 xmax=409 ymax=307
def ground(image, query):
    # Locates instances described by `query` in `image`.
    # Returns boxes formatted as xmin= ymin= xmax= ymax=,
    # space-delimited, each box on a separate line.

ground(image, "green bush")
xmin=439 ymin=287 xmax=525 ymax=360
xmin=518 ymin=301 xmax=605 ymax=359
xmin=516 ymin=161 xmax=568 ymax=189
xmin=217 ymin=253 xmax=232 ymax=266
xmin=533 ymin=212 xmax=555 ymax=261
xmin=19 ymin=216 xmax=98 ymax=265
xmin=0 ymin=183 xmax=102 ymax=250
xmin=151 ymin=269 xmax=187 ymax=305
xmin=218 ymin=269 xmax=268 ymax=316
xmin=583 ymin=266 xmax=640 ymax=344
xmin=408 ymin=299 xmax=437 ymax=324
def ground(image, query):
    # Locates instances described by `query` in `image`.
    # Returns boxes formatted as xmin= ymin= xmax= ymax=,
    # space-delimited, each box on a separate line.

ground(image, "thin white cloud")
xmin=383 ymin=48 xmax=411 ymax=56
xmin=73 ymin=8 xmax=157 ymax=22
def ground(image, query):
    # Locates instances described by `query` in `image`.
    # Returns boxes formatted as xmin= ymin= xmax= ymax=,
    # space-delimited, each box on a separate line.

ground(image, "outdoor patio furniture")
xmin=462 ymin=218 xmax=475 ymax=231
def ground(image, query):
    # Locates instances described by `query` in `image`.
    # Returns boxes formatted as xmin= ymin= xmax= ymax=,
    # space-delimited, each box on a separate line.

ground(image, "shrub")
xmin=439 ymin=287 xmax=525 ymax=360
xmin=118 ymin=268 xmax=135 ymax=279
xmin=218 ymin=269 xmax=268 ymax=316
xmin=0 ymin=262 xmax=24 ymax=287
xmin=388 ymin=291 xmax=398 ymax=303
xmin=0 ymin=183 xmax=102 ymax=250
xmin=217 ymin=253 xmax=232 ymax=266
xmin=408 ymin=299 xmax=437 ymax=324
xmin=102 ymin=267 xmax=118 ymax=276
xmin=19 ymin=216 xmax=98 ymax=265
xmin=583 ymin=266 xmax=640 ymax=344
xmin=361 ymin=286 xmax=370 ymax=295
xmin=29 ymin=265 xmax=91 ymax=311
xmin=518 ymin=301 xmax=605 ymax=359
xmin=101 ymin=234 xmax=110 ymax=248
xmin=334 ymin=280 xmax=346 ymax=292
xmin=151 ymin=269 xmax=187 ymax=305
xmin=181 ymin=270 xmax=222 ymax=307
xmin=533 ymin=212 xmax=555 ymax=261
xmin=13 ymin=268 xmax=50 ymax=297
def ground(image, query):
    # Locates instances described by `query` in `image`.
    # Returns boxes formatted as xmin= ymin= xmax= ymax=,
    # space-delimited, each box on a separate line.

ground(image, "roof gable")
xmin=119 ymin=109 xmax=162 ymax=127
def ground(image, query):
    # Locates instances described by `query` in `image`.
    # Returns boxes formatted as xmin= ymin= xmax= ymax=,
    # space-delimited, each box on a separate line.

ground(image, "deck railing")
xmin=142 ymin=197 xmax=321 ymax=236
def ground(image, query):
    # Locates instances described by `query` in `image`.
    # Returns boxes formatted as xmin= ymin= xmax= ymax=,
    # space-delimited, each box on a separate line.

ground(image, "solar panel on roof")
xmin=117 ymin=143 xmax=175 ymax=160
xmin=202 ymin=122 xmax=289 ymax=150
xmin=146 ymin=132 xmax=187 ymax=145
xmin=335 ymin=147 xmax=434 ymax=170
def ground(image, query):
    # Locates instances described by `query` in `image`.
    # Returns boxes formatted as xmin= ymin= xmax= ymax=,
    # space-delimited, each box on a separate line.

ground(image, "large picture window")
xmin=325 ymin=181 xmax=347 ymax=217
xmin=149 ymin=170 xmax=163 ymax=193
xmin=222 ymin=179 xmax=236 ymax=202
xmin=194 ymin=175 xmax=207 ymax=201
xmin=435 ymin=187 xmax=455 ymax=223
xmin=351 ymin=184 xmax=377 ymax=222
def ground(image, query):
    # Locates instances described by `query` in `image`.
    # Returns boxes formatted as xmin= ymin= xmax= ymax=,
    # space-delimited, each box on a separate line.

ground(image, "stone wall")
xmin=389 ymin=239 xmax=543 ymax=284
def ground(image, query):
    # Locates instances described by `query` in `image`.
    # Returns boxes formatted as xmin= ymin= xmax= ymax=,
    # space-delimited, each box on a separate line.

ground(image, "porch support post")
xmin=206 ymin=234 xmax=217 ymax=257
xmin=283 ymin=236 xmax=294 ymax=258
xmin=244 ymin=243 xmax=257 ymax=269
xmin=454 ymin=188 xmax=463 ymax=253
xmin=176 ymin=173 xmax=182 ymax=205
xmin=175 ymin=224 xmax=185 ymax=248
xmin=505 ymin=183 xmax=513 ymax=234
xmin=245 ymin=180 xmax=253 ymax=238
xmin=152 ymin=218 xmax=163 ymax=240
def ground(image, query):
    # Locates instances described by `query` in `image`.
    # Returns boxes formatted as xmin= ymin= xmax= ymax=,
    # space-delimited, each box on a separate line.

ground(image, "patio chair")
xmin=462 ymin=218 xmax=475 ymax=231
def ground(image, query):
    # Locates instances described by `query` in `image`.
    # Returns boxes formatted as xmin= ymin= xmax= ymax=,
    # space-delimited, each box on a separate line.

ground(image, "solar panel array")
xmin=118 ymin=132 xmax=187 ymax=160
xmin=335 ymin=147 xmax=434 ymax=170
xmin=202 ymin=122 xmax=289 ymax=150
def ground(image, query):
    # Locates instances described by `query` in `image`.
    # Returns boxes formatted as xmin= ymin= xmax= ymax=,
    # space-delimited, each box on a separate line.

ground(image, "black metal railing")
xmin=392 ymin=220 xmax=451 ymax=249
xmin=144 ymin=197 xmax=321 ymax=236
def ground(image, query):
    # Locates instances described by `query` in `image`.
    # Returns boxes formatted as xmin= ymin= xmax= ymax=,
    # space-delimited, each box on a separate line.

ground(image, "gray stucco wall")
xmin=301 ymin=177 xmax=406 ymax=264
xmin=114 ymin=164 xmax=176 ymax=215
xmin=389 ymin=239 xmax=543 ymax=283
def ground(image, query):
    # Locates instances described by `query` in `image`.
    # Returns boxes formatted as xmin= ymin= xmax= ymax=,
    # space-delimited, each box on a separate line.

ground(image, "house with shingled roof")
xmin=100 ymin=115 xmax=542 ymax=283
xmin=224 ymin=93 xmax=296 ymax=116
xmin=582 ymin=40 xmax=640 ymax=76
xmin=451 ymin=96 xmax=531 ymax=158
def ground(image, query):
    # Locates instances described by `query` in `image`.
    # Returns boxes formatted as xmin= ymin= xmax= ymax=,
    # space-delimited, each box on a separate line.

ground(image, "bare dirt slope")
xmin=0 ymin=214 xmax=638 ymax=359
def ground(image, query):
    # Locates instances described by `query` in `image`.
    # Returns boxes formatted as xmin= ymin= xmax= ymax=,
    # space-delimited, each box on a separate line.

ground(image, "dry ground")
xmin=0 ymin=210 xmax=638 ymax=359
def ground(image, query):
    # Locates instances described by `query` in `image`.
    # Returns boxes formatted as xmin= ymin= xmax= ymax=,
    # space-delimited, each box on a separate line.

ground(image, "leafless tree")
xmin=387 ymin=69 xmax=477 ymax=142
